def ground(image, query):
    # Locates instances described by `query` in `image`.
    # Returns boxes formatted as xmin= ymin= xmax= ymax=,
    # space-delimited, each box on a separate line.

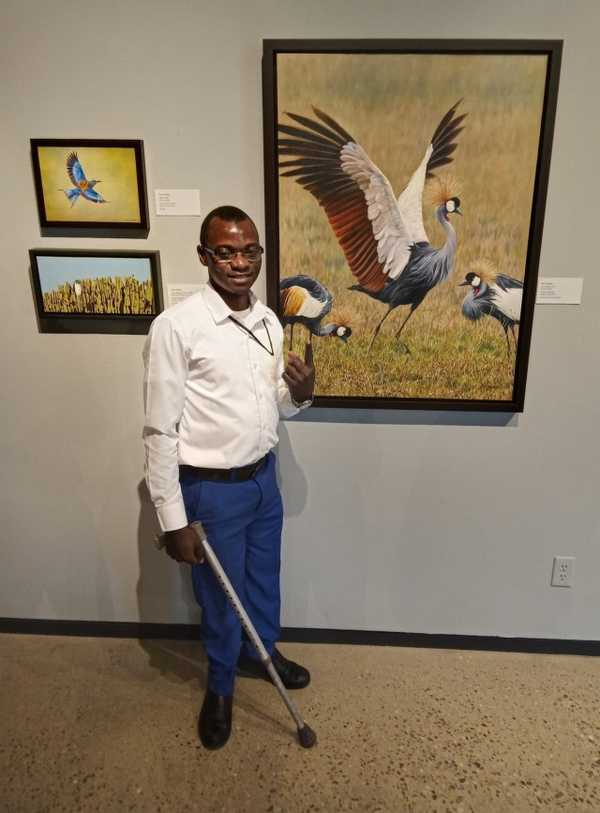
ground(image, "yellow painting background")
xmin=38 ymin=146 xmax=141 ymax=223
xmin=277 ymin=53 xmax=548 ymax=401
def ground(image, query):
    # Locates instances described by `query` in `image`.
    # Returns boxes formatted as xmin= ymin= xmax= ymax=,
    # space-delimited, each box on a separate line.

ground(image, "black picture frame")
xmin=263 ymin=39 xmax=563 ymax=412
xmin=30 ymin=139 xmax=150 ymax=237
xmin=29 ymin=249 xmax=163 ymax=335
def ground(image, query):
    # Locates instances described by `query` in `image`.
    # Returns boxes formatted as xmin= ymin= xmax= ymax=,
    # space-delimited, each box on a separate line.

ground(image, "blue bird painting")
xmin=59 ymin=152 xmax=107 ymax=207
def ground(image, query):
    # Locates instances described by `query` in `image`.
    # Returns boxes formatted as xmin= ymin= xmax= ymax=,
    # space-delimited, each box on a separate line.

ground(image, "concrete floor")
xmin=1 ymin=635 xmax=600 ymax=812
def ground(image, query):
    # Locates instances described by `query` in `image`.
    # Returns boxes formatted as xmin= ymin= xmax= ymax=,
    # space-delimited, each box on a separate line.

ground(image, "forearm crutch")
xmin=160 ymin=521 xmax=317 ymax=748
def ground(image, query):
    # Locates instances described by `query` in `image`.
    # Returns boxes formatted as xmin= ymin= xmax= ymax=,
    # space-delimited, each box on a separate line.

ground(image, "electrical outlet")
xmin=551 ymin=556 xmax=575 ymax=588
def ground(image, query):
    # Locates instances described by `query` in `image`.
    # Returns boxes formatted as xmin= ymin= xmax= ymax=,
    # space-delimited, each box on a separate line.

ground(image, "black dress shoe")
xmin=237 ymin=648 xmax=310 ymax=690
xmin=198 ymin=689 xmax=233 ymax=750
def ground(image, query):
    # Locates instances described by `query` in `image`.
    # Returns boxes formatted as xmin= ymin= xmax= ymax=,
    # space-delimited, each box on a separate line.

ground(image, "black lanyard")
xmin=228 ymin=316 xmax=274 ymax=356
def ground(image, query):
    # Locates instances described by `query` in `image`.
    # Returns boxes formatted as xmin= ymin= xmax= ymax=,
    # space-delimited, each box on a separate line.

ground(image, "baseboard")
xmin=1 ymin=617 xmax=598 ymax=656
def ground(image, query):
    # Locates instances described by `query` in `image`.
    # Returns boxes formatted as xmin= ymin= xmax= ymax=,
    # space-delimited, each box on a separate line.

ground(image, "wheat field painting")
xmin=30 ymin=250 xmax=162 ymax=334
xmin=265 ymin=42 xmax=561 ymax=409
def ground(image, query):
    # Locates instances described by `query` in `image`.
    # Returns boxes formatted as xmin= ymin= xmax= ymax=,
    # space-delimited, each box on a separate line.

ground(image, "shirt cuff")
xmin=291 ymin=396 xmax=313 ymax=409
xmin=156 ymin=498 xmax=189 ymax=533
xmin=279 ymin=385 xmax=312 ymax=418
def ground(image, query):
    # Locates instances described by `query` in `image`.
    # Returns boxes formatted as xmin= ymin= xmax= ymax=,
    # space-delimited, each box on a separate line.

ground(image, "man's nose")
xmin=231 ymin=251 xmax=250 ymax=270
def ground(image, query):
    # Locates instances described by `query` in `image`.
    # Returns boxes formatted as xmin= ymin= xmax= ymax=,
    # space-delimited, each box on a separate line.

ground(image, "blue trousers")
xmin=180 ymin=452 xmax=283 ymax=696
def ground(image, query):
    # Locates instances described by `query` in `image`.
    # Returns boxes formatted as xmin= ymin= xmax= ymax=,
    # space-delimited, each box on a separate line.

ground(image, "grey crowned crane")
xmin=459 ymin=260 xmax=523 ymax=357
xmin=278 ymin=100 xmax=466 ymax=353
xmin=280 ymin=275 xmax=352 ymax=351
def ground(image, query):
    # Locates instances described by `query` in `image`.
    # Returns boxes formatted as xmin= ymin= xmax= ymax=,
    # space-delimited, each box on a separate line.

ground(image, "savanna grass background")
xmin=276 ymin=53 xmax=548 ymax=401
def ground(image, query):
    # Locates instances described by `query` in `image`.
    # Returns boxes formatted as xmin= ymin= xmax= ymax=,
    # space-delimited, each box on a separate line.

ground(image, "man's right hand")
xmin=164 ymin=525 xmax=206 ymax=565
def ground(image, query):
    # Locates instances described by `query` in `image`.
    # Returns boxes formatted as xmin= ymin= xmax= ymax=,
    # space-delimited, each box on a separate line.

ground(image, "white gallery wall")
xmin=1 ymin=0 xmax=599 ymax=638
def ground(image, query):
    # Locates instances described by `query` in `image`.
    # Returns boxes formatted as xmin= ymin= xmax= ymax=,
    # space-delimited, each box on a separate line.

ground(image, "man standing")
xmin=143 ymin=206 xmax=314 ymax=749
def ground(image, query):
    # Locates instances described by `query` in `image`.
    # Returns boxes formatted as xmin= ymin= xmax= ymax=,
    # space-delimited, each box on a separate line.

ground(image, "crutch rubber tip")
xmin=298 ymin=724 xmax=317 ymax=748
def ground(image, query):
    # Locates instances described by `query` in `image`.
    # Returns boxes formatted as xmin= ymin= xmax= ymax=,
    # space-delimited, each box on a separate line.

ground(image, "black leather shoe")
xmin=237 ymin=648 xmax=310 ymax=690
xmin=198 ymin=689 xmax=233 ymax=750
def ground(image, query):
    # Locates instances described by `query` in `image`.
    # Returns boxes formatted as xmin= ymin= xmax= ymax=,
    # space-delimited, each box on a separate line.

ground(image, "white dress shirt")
xmin=142 ymin=283 xmax=308 ymax=532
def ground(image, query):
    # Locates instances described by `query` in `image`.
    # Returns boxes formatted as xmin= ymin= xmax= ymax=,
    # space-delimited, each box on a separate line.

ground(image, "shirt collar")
xmin=203 ymin=282 xmax=268 ymax=327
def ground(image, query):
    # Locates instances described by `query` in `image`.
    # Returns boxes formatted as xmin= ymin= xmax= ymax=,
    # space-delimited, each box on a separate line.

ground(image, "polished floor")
xmin=1 ymin=633 xmax=600 ymax=811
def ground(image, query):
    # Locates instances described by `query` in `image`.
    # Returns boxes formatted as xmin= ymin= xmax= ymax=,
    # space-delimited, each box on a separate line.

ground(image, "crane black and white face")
xmin=445 ymin=197 xmax=462 ymax=216
xmin=459 ymin=272 xmax=483 ymax=294
xmin=336 ymin=325 xmax=352 ymax=342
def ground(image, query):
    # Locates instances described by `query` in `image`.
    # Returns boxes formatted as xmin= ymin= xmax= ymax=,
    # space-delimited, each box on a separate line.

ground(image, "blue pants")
xmin=180 ymin=452 xmax=283 ymax=696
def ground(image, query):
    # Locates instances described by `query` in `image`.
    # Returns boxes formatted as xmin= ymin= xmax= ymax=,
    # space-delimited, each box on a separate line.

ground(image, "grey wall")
xmin=2 ymin=0 xmax=598 ymax=638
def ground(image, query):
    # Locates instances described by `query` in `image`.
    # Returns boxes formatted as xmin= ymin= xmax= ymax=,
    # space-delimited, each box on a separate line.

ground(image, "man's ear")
xmin=197 ymin=245 xmax=208 ymax=267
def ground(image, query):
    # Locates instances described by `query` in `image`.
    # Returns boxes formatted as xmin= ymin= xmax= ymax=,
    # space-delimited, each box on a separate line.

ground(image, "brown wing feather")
xmin=278 ymin=110 xmax=388 ymax=293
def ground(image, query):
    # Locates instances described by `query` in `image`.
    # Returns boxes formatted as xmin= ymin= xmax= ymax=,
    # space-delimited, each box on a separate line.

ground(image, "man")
xmin=142 ymin=205 xmax=314 ymax=750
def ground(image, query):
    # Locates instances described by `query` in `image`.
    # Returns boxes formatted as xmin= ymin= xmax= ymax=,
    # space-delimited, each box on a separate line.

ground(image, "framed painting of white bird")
xmin=29 ymin=249 xmax=163 ymax=334
xmin=263 ymin=39 xmax=562 ymax=412
xmin=31 ymin=139 xmax=149 ymax=237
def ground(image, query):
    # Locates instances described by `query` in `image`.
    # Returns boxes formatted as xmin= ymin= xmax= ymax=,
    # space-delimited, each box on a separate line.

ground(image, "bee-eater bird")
xmin=59 ymin=152 xmax=107 ymax=206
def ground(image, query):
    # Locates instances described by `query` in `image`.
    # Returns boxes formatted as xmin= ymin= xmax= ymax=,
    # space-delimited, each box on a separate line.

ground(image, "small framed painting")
xmin=263 ymin=39 xmax=562 ymax=412
xmin=30 ymin=139 xmax=150 ymax=236
xmin=29 ymin=249 xmax=163 ymax=334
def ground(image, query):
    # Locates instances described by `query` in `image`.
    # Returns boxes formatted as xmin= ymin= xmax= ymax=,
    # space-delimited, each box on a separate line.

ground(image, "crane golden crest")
xmin=469 ymin=259 xmax=498 ymax=284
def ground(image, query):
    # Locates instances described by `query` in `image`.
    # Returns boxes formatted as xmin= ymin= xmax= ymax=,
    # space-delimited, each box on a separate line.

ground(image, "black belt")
xmin=179 ymin=455 xmax=267 ymax=483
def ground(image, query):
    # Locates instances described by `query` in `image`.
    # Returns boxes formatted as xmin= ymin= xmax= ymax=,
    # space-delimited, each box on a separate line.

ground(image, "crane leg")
xmin=368 ymin=308 xmax=393 ymax=352
xmin=503 ymin=327 xmax=511 ymax=360
xmin=510 ymin=324 xmax=517 ymax=354
xmin=394 ymin=308 xmax=416 ymax=354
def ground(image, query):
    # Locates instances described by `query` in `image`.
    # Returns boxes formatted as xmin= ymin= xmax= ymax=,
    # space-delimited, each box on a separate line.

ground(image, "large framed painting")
xmin=29 ymin=249 xmax=163 ymax=334
xmin=263 ymin=39 xmax=562 ymax=411
xmin=30 ymin=139 xmax=149 ymax=237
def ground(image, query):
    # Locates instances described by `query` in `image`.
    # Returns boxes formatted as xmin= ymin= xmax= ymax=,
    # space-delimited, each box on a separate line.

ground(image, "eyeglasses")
xmin=202 ymin=245 xmax=264 ymax=263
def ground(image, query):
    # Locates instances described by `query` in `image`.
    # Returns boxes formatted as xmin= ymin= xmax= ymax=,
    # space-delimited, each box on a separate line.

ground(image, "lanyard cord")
xmin=228 ymin=316 xmax=274 ymax=356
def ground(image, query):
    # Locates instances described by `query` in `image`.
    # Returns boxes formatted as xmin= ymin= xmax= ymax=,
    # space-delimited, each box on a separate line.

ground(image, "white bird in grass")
xmin=459 ymin=260 xmax=523 ymax=357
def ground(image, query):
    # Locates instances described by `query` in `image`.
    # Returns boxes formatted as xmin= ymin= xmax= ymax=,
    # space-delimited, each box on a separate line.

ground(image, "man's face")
xmin=198 ymin=217 xmax=262 ymax=298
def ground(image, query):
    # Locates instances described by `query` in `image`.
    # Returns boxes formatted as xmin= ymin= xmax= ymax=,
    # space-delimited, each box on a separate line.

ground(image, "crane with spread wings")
xmin=278 ymin=101 xmax=466 ymax=352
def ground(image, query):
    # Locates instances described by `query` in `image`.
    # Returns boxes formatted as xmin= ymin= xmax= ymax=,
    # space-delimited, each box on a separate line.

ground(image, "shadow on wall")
xmin=275 ymin=422 xmax=309 ymax=518
xmin=293 ymin=408 xmax=517 ymax=428
xmin=135 ymin=479 xmax=204 ymax=677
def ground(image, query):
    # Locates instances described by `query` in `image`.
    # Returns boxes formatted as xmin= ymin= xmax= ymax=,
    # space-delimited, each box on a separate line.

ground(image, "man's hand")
xmin=283 ymin=343 xmax=315 ymax=404
xmin=164 ymin=525 xmax=205 ymax=565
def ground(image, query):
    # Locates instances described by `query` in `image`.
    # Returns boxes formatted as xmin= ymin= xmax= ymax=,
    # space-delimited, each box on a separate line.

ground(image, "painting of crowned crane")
xmin=267 ymin=44 xmax=560 ymax=408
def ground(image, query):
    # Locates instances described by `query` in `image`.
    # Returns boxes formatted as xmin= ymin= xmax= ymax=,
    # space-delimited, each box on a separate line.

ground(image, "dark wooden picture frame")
xmin=29 ymin=249 xmax=163 ymax=334
xmin=30 ymin=139 xmax=150 ymax=237
xmin=263 ymin=39 xmax=562 ymax=412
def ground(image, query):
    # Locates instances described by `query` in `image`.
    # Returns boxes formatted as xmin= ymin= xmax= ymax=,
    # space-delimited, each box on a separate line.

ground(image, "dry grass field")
xmin=276 ymin=53 xmax=547 ymax=400
xmin=43 ymin=276 xmax=155 ymax=315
